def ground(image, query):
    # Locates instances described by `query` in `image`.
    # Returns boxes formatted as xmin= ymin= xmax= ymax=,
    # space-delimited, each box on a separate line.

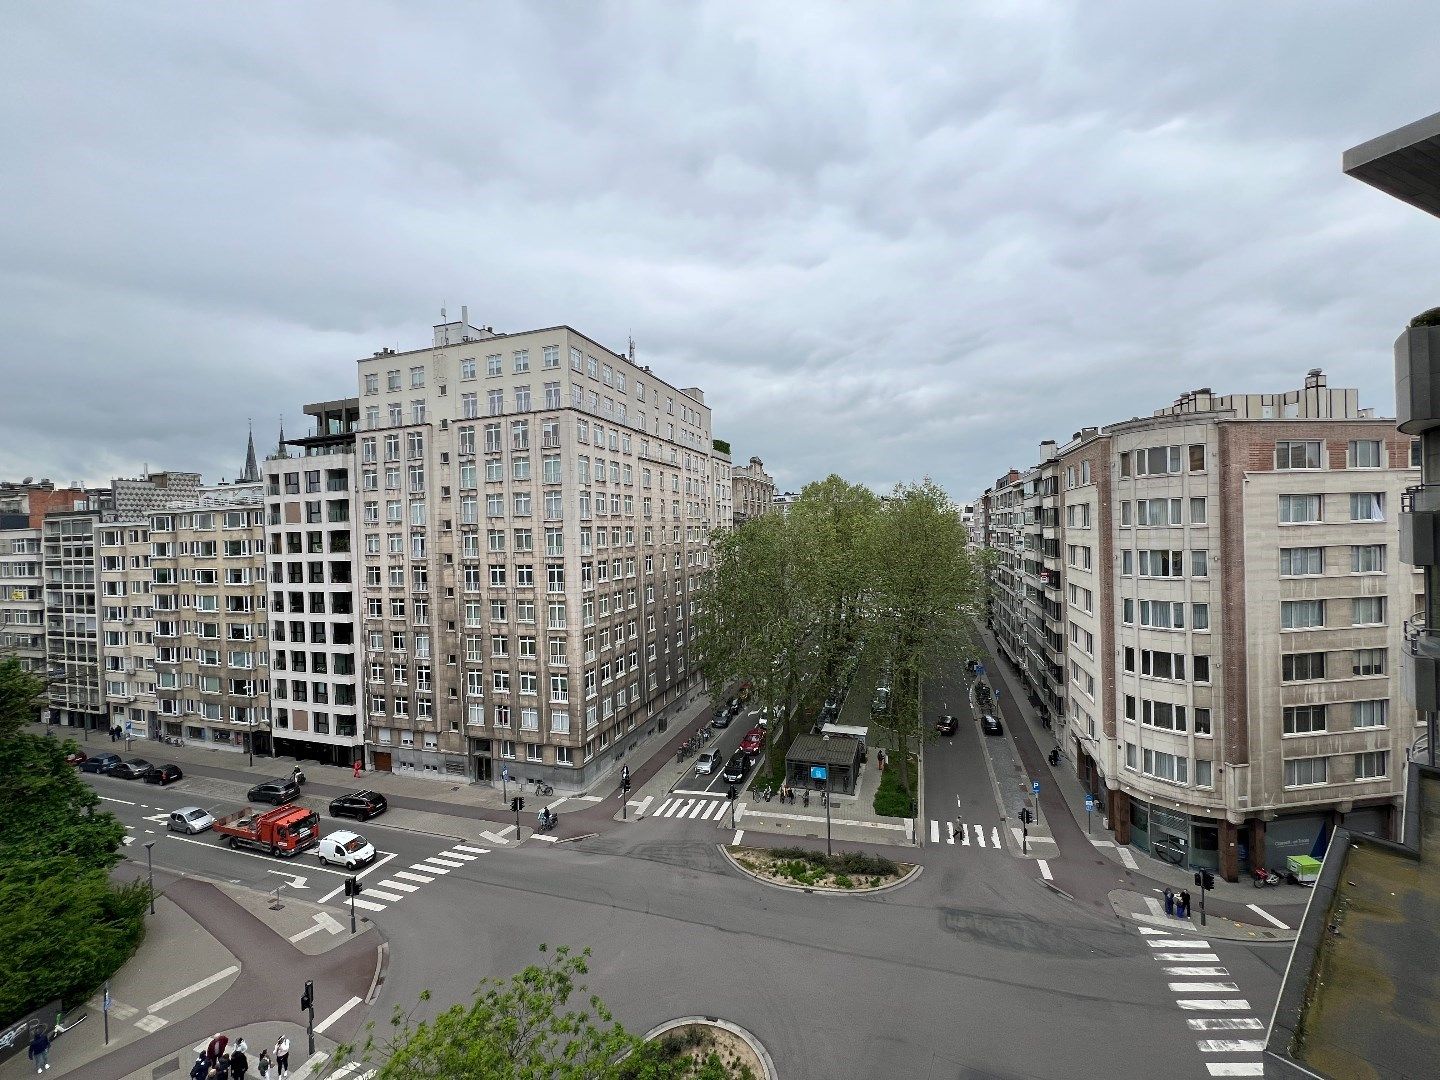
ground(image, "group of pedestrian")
xmin=189 ymin=1033 xmax=289 ymax=1080
xmin=108 ymin=724 xmax=125 ymax=742
xmin=1162 ymin=887 xmax=1193 ymax=920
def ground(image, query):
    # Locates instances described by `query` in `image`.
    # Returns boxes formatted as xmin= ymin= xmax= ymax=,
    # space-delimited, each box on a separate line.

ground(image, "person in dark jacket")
xmin=27 ymin=1028 xmax=51 ymax=1072
xmin=190 ymin=1053 xmax=209 ymax=1080
xmin=229 ymin=1046 xmax=250 ymax=1080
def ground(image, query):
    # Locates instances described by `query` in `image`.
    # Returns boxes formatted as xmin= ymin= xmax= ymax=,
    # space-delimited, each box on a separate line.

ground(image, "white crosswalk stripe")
xmin=351 ymin=898 xmax=387 ymax=912
xmin=1197 ymin=1039 xmax=1265 ymax=1053
xmin=1205 ymin=1066 xmax=1263 ymax=1077
xmin=423 ymin=855 xmax=466 ymax=868
xmin=376 ymin=879 xmax=419 ymax=893
xmin=1188 ymin=1018 xmax=1263 ymax=1031
xmin=452 ymin=845 xmax=489 ymax=855
xmin=363 ymin=888 xmax=404 ymax=902
xmin=1154 ymin=952 xmax=1221 ymax=962
xmin=1168 ymin=982 xmax=1239 ymax=993
xmin=1176 ymin=999 xmax=1251 ymax=1011
xmin=440 ymin=851 xmax=478 ymax=861
xmin=412 ymin=861 xmax=451 ymax=874
xmin=393 ymin=870 xmax=433 ymax=884
xmin=651 ymin=796 xmax=728 ymax=820
xmin=928 ymin=820 xmax=1004 ymax=852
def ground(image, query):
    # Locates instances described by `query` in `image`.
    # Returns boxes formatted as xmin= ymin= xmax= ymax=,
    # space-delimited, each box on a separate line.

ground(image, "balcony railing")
xmin=1405 ymin=610 xmax=1440 ymax=659
xmin=1401 ymin=483 xmax=1440 ymax=513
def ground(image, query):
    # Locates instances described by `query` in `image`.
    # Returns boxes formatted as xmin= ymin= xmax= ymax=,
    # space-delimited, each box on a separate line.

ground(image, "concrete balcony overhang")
xmin=1403 ymin=610 xmax=1440 ymax=712
xmin=1400 ymin=490 xmax=1440 ymax=568
xmin=1395 ymin=324 xmax=1440 ymax=435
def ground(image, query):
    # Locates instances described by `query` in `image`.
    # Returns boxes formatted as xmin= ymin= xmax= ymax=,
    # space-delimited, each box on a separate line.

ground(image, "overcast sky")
xmin=3 ymin=3 xmax=1438 ymax=501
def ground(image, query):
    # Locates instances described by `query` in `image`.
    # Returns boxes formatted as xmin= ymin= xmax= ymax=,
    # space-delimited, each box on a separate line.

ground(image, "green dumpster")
xmin=1286 ymin=854 xmax=1322 ymax=885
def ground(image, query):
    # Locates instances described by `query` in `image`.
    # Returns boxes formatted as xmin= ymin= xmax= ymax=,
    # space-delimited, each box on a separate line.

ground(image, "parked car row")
xmin=76 ymin=752 xmax=184 ymax=785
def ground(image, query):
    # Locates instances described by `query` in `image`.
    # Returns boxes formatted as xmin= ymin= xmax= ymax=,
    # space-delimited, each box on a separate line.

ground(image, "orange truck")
xmin=213 ymin=804 xmax=320 ymax=857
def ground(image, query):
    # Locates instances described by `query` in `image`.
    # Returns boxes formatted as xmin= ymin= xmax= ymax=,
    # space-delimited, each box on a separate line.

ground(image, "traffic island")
xmin=722 ymin=844 xmax=919 ymax=893
xmin=639 ymin=1017 xmax=776 ymax=1080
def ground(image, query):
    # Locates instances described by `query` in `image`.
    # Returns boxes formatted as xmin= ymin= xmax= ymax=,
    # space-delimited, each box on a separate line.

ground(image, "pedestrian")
xmin=256 ymin=1049 xmax=272 ymax=1079
xmin=1163 ymin=887 xmax=1175 ymax=917
xmin=234 ymin=1038 xmax=248 ymax=1057
xmin=353 ymin=758 xmax=362 ymax=779
xmin=207 ymin=1033 xmax=229 ymax=1064
xmin=27 ymin=1027 xmax=51 ymax=1073
xmin=190 ymin=1052 xmax=209 ymax=1079
xmin=1179 ymin=889 xmax=1192 ymax=920
xmin=230 ymin=1045 xmax=250 ymax=1080
xmin=215 ymin=1053 xmax=232 ymax=1080
xmin=274 ymin=1035 xmax=290 ymax=1079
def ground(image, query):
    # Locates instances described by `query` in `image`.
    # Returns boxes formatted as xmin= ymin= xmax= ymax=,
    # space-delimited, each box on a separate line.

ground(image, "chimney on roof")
xmin=1305 ymin=368 xmax=1326 ymax=389
xmin=1040 ymin=440 xmax=1057 ymax=461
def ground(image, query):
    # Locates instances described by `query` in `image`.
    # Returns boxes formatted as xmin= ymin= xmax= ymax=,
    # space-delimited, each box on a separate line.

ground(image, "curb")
xmin=366 ymin=940 xmax=389 ymax=1004
xmin=717 ymin=844 xmax=922 ymax=896
xmin=642 ymin=1016 xmax=778 ymax=1080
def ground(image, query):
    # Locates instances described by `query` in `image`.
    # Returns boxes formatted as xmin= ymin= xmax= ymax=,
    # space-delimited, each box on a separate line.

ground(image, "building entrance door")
xmin=373 ymin=751 xmax=392 ymax=773
xmin=475 ymin=756 xmax=493 ymax=783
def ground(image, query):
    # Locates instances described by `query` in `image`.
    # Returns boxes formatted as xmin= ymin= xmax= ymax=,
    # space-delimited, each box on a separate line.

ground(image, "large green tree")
xmin=0 ymin=657 xmax=145 ymax=1023
xmin=348 ymin=946 xmax=751 ymax=1079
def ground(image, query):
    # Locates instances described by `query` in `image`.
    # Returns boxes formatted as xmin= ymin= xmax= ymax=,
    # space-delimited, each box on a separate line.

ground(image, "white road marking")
xmin=1155 ymin=952 xmax=1220 ymax=962
xmin=634 ymin=796 xmax=654 ymax=817
xmin=440 ymin=851 xmax=477 ymax=861
xmin=703 ymin=801 xmax=726 ymax=820
xmin=288 ymin=912 xmax=345 ymax=942
xmin=1037 ymin=860 xmax=1052 ymax=881
xmin=1138 ymin=927 xmax=1166 ymax=936
xmin=686 ymin=800 xmax=708 ymax=819
xmin=946 ymin=821 xmax=956 ymax=845
xmin=362 ymin=888 xmax=403 ymax=902
xmin=393 ymin=870 xmax=433 ymax=883
xmin=732 ymin=829 xmax=744 ymax=845
xmin=991 ymin=825 xmax=1001 ymax=848
xmin=961 ymin=825 xmax=971 ymax=846
xmin=289 ymin=1051 xmax=330 ymax=1080
xmin=98 ymin=796 xmax=137 ymax=806
xmin=1188 ymin=1018 xmax=1263 ymax=1031
xmin=452 ymin=844 xmax=489 ymax=855
xmin=422 ymin=855 xmax=465 ymax=868
xmin=1149 ymin=939 xmax=1211 ymax=949
xmin=1145 ymin=897 xmax=1164 ymax=917
xmin=1165 ymin=967 xmax=1228 ymax=976
xmin=1197 ymin=1040 xmax=1265 ymax=1053
xmin=1245 ymin=902 xmax=1290 ymax=929
xmin=148 ymin=965 xmax=240 ymax=1013
xmin=1117 ymin=846 xmax=1139 ymax=869
xmin=929 ymin=819 xmax=939 ymax=844
xmin=480 ymin=830 xmax=510 ymax=845
xmin=122 ymin=835 xmax=136 ymax=845
xmin=376 ymin=879 xmax=419 ymax=893
xmin=655 ymin=799 xmax=676 ymax=817
xmin=314 ymin=994 xmax=363 ymax=1034
xmin=164 ymin=833 xmax=353 ymax=876
xmin=410 ymin=862 xmax=449 ymax=875
xmin=974 ymin=825 xmax=987 ymax=848
xmin=1204 ymin=1065 xmax=1264 ymax=1077
xmin=351 ymin=897 xmax=387 ymax=911
xmin=1176 ymin=999 xmax=1251 ymax=1011
xmin=1169 ymin=982 xmax=1239 ymax=993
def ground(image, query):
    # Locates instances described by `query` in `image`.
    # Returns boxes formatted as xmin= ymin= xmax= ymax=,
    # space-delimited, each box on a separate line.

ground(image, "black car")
xmin=109 ymin=758 xmax=154 ymax=780
xmin=78 ymin=752 xmax=122 ymax=775
xmin=329 ymin=790 xmax=388 ymax=821
xmin=935 ymin=714 xmax=959 ymax=736
xmin=248 ymin=778 xmax=302 ymax=805
xmin=710 ymin=708 xmax=733 ymax=729
xmin=721 ymin=751 xmax=750 ymax=784
xmin=726 ymin=697 xmax=743 ymax=716
xmin=144 ymin=763 xmax=183 ymax=785
xmin=981 ymin=715 xmax=1004 ymax=737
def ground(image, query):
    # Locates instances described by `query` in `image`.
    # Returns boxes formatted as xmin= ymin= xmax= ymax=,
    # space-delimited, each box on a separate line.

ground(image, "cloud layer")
xmin=3 ymin=2 xmax=1438 ymax=500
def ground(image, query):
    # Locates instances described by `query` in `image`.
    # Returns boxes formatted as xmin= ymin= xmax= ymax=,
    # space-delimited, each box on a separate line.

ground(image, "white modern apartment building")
xmin=351 ymin=314 xmax=716 ymax=787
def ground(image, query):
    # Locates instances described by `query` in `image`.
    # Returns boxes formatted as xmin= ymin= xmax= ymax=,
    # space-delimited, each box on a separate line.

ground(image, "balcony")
xmin=1400 ymin=483 xmax=1440 ymax=569
xmin=1404 ymin=610 xmax=1440 ymax=712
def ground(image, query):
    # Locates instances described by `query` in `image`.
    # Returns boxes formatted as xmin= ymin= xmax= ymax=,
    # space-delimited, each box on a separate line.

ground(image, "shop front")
xmin=1127 ymin=797 xmax=1223 ymax=873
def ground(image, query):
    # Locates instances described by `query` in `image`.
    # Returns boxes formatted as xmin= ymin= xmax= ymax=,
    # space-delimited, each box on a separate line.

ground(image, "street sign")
xmin=977 ymin=663 xmax=986 ymax=676
xmin=501 ymin=766 xmax=510 ymax=782
xmin=1031 ymin=780 xmax=1040 ymax=795
xmin=1084 ymin=794 xmax=1096 ymax=812
xmin=810 ymin=765 xmax=828 ymax=781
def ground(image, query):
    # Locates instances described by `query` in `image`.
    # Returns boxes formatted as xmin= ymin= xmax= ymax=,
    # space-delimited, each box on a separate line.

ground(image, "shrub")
xmin=872 ymin=755 xmax=918 ymax=818
xmin=833 ymin=874 xmax=854 ymax=889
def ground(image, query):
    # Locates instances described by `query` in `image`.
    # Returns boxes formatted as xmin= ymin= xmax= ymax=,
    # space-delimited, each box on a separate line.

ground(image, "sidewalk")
xmin=1109 ymin=888 xmax=1297 ymax=943
xmin=737 ymin=755 xmax=915 ymax=847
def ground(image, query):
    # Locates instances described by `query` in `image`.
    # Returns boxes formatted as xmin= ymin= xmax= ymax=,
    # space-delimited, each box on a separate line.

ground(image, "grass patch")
xmin=732 ymin=845 xmax=907 ymax=891
xmin=873 ymin=755 xmax=918 ymax=818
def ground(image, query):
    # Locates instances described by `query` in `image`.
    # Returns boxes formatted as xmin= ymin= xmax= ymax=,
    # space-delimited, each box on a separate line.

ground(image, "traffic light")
xmin=1019 ymin=808 xmax=1033 ymax=825
xmin=1202 ymin=869 xmax=1215 ymax=891
xmin=300 ymin=979 xmax=313 ymax=1012
xmin=344 ymin=876 xmax=363 ymax=897
xmin=726 ymin=784 xmax=738 ymax=801
xmin=510 ymin=796 xmax=524 ymax=812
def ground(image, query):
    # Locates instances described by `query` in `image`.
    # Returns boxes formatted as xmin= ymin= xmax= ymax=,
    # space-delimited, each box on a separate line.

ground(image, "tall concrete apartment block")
xmin=353 ymin=315 xmax=715 ymax=786
xmin=263 ymin=399 xmax=364 ymax=766
xmin=1 ymin=481 xmax=87 ymax=674
xmin=986 ymin=470 xmax=1024 ymax=665
xmin=986 ymin=371 xmax=1420 ymax=880
xmin=732 ymin=455 xmax=775 ymax=526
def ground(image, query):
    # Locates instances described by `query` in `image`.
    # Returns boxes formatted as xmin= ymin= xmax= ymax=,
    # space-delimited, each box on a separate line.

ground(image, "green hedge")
xmin=872 ymin=756 xmax=918 ymax=818
xmin=767 ymin=846 xmax=900 ymax=877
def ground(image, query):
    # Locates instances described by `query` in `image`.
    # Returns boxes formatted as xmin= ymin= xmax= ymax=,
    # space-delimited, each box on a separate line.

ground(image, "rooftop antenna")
xmin=628 ymin=333 xmax=636 ymax=362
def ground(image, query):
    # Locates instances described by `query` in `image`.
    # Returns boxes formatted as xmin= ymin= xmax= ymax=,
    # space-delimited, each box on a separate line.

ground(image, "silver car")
xmin=167 ymin=806 xmax=215 ymax=834
xmin=695 ymin=750 xmax=720 ymax=775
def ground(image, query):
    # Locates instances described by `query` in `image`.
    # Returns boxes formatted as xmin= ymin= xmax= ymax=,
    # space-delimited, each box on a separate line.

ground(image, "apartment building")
xmin=1020 ymin=448 xmax=1065 ymax=725
xmin=98 ymin=516 xmax=155 ymax=740
xmin=352 ymin=314 xmax=715 ymax=787
xmin=263 ymin=399 xmax=364 ymax=766
xmin=1 ymin=481 xmax=86 ymax=674
xmin=986 ymin=469 xmax=1025 ymax=672
xmin=732 ymin=455 xmax=775 ymax=525
xmin=712 ymin=445 xmax=732 ymax=533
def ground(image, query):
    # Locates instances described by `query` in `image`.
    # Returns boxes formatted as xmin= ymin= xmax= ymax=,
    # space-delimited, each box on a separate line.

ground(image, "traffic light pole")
xmin=824 ymin=773 xmax=832 ymax=857
xmin=350 ymin=884 xmax=357 ymax=935
xmin=301 ymin=980 xmax=315 ymax=1055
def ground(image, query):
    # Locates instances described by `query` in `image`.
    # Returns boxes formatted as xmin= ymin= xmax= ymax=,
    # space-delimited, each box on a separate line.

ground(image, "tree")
xmin=347 ymin=946 xmax=750 ymax=1079
xmin=0 ymin=657 xmax=142 ymax=1024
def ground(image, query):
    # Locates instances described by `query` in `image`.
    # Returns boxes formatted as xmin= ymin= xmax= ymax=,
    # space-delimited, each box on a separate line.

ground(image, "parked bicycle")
xmin=528 ymin=777 xmax=554 ymax=796
xmin=162 ymin=734 xmax=185 ymax=747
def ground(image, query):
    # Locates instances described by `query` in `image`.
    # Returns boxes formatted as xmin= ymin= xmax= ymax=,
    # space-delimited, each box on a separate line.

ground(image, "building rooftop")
xmin=1344 ymin=110 xmax=1440 ymax=219
xmin=1268 ymin=763 xmax=1440 ymax=1077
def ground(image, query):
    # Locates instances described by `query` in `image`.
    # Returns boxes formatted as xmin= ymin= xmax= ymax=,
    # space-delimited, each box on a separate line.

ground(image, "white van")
xmin=316 ymin=829 xmax=375 ymax=869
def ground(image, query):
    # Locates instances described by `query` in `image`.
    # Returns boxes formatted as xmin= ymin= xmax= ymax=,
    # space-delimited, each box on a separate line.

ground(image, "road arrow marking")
xmin=267 ymin=870 xmax=310 ymax=889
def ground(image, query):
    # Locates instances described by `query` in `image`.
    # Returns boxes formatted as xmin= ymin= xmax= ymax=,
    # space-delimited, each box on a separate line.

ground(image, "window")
xmin=1283 ymin=704 xmax=1327 ymax=735
xmin=1348 ymin=439 xmax=1383 ymax=468
xmin=1282 ymin=652 xmax=1327 ymax=681
xmin=514 ymin=350 xmax=529 ymax=373
xmin=1190 ymin=550 xmax=1208 ymax=578
xmin=1352 ymin=544 xmax=1385 ymax=573
xmin=1284 ymin=756 xmax=1328 ymax=787
xmin=1135 ymin=498 xmax=1182 ymax=526
xmin=410 ymin=365 xmax=425 ymax=388
xmin=1352 ymin=699 xmax=1388 ymax=729
xmin=1281 ymin=599 xmax=1325 ymax=629
xmin=1142 ymin=748 xmax=1187 ymax=784
xmin=1352 ymin=596 xmax=1386 ymax=626
xmin=1280 ymin=547 xmax=1324 ymax=576
xmin=1189 ymin=498 xmax=1206 ymax=524
xmin=1352 ymin=648 xmax=1386 ymax=677
xmin=1279 ymin=495 xmax=1322 ymax=524
xmin=543 ymin=345 xmax=560 ymax=369
xmin=1349 ymin=493 xmax=1385 ymax=522
xmin=460 ymin=358 xmax=476 ymax=380
xmin=1141 ymin=699 xmax=1186 ymax=732
xmin=1275 ymin=440 xmax=1322 ymax=470
xmin=1188 ymin=444 xmax=1205 ymax=472
xmin=1195 ymin=759 xmax=1213 ymax=788
xmin=1138 ymin=550 xmax=1183 ymax=578
xmin=1354 ymin=750 xmax=1389 ymax=780
xmin=1134 ymin=445 xmax=1181 ymax=476
xmin=1194 ymin=708 xmax=1212 ymax=736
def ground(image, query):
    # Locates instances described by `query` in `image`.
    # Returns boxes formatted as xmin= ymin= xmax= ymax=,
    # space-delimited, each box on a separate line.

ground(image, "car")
xmin=694 ymin=750 xmax=720 ymax=776
xmin=64 ymin=749 xmax=88 ymax=766
xmin=727 ymin=697 xmax=743 ymax=716
xmin=317 ymin=829 xmax=375 ymax=869
xmin=328 ymin=790 xmax=388 ymax=821
xmin=710 ymin=709 xmax=733 ymax=729
xmin=739 ymin=727 xmax=765 ymax=755
xmin=248 ymin=778 xmax=302 ymax=805
xmin=935 ymin=714 xmax=959 ymax=736
xmin=981 ymin=715 xmax=1004 ymax=737
xmin=144 ymin=762 xmax=184 ymax=785
xmin=109 ymin=759 xmax=155 ymax=780
xmin=78 ymin=752 xmax=122 ymax=775
xmin=721 ymin=751 xmax=750 ymax=784
xmin=167 ymin=806 xmax=215 ymax=834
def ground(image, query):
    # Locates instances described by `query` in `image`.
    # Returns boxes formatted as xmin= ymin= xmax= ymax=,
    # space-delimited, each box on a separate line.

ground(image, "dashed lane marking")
xmin=148 ymin=965 xmax=240 ymax=1013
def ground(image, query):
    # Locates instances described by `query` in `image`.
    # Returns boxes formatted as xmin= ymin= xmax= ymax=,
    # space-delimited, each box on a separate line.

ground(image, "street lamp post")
xmin=144 ymin=841 xmax=155 ymax=915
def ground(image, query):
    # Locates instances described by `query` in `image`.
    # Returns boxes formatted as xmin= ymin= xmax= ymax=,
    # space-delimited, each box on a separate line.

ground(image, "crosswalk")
xmin=649 ymin=795 xmax=731 ymax=822
xmin=328 ymin=1062 xmax=377 ymax=1080
xmin=1136 ymin=926 xmax=1267 ymax=1076
xmin=346 ymin=843 xmax=490 ymax=913
xmin=928 ymin=819 xmax=1003 ymax=850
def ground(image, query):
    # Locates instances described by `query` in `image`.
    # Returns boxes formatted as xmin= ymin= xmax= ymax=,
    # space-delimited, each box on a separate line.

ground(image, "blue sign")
xmin=810 ymin=765 xmax=829 ymax=781
xmin=501 ymin=766 xmax=511 ymax=782
xmin=1031 ymin=780 xmax=1041 ymax=795
xmin=1084 ymin=795 xmax=1095 ymax=812
xmin=994 ymin=687 xmax=1002 ymax=701
xmin=977 ymin=663 xmax=986 ymax=676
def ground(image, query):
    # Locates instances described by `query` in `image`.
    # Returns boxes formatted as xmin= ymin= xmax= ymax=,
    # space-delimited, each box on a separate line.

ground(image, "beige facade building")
xmin=732 ymin=455 xmax=774 ymax=526
xmin=352 ymin=314 xmax=716 ymax=787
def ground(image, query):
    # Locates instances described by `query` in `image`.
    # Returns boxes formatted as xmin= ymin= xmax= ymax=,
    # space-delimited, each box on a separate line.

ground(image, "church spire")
xmin=240 ymin=420 xmax=261 ymax=483
xmin=276 ymin=416 xmax=287 ymax=457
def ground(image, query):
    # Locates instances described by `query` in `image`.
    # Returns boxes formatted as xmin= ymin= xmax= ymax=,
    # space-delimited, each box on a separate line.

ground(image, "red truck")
xmin=213 ymin=804 xmax=320 ymax=857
